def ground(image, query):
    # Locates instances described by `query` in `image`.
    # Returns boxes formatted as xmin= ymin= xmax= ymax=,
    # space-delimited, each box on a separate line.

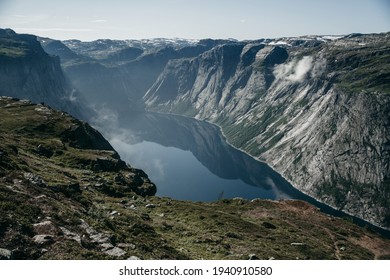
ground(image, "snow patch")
xmin=269 ymin=40 xmax=292 ymax=46
xmin=321 ymin=35 xmax=344 ymax=41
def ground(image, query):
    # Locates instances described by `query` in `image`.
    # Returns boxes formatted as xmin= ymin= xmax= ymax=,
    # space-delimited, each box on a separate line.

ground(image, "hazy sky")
xmin=0 ymin=0 xmax=389 ymax=41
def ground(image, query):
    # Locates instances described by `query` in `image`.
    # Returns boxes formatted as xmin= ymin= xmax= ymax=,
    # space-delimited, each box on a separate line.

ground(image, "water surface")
xmin=105 ymin=112 xmax=306 ymax=201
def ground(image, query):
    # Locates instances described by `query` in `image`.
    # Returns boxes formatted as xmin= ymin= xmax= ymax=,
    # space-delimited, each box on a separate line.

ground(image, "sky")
xmin=0 ymin=0 xmax=389 ymax=41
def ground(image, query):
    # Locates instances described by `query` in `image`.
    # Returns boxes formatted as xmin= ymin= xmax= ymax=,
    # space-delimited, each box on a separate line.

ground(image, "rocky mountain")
xmin=143 ymin=33 xmax=390 ymax=230
xmin=2 ymin=28 xmax=388 ymax=258
xmin=1 ymin=97 xmax=389 ymax=260
xmin=0 ymin=29 xmax=87 ymax=119
xmin=39 ymin=37 xmax=236 ymax=114
xmin=38 ymin=31 xmax=390 ymax=230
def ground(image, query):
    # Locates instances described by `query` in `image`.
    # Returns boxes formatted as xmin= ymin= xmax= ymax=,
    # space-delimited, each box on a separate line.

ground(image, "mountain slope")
xmin=144 ymin=33 xmax=390 ymax=229
xmin=0 ymin=97 xmax=389 ymax=260
xmin=0 ymin=29 xmax=87 ymax=119
xmin=42 ymin=38 xmax=237 ymax=114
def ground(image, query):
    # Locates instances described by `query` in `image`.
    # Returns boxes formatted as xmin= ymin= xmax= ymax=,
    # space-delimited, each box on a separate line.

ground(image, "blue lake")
xmin=102 ymin=112 xmax=306 ymax=202
xmin=95 ymin=112 xmax=390 ymax=236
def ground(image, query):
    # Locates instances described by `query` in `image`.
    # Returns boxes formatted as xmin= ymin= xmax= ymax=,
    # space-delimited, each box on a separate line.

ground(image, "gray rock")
xmin=145 ymin=204 xmax=156 ymax=208
xmin=117 ymin=243 xmax=136 ymax=250
xmin=60 ymin=227 xmax=81 ymax=244
xmin=33 ymin=235 xmax=54 ymax=245
xmin=24 ymin=172 xmax=46 ymax=186
xmin=100 ymin=243 xmax=115 ymax=251
xmin=80 ymin=219 xmax=111 ymax=244
xmin=290 ymin=242 xmax=306 ymax=246
xmin=33 ymin=220 xmax=59 ymax=235
xmin=0 ymin=248 xmax=12 ymax=260
xmin=127 ymin=256 xmax=141 ymax=260
xmin=105 ymin=247 xmax=126 ymax=257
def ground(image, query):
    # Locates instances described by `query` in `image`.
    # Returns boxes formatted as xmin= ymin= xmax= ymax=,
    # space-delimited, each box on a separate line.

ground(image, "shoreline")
xmin=145 ymin=109 xmax=390 ymax=237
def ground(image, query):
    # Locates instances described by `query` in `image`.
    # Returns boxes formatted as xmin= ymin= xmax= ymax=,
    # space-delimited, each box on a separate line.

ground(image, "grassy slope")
xmin=0 ymin=97 xmax=389 ymax=260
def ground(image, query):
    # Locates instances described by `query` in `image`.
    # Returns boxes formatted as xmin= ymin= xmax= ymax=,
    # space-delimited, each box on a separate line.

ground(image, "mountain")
xmin=38 ymin=31 xmax=390 ymax=230
xmin=1 ymin=29 xmax=389 ymax=259
xmin=143 ymin=33 xmax=390 ymax=230
xmin=0 ymin=29 xmax=87 ymax=119
xmin=1 ymin=97 xmax=389 ymax=260
xmin=40 ymin=38 xmax=237 ymax=115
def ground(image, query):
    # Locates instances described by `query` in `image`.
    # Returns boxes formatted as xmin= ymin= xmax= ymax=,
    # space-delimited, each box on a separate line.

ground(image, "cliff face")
xmin=144 ymin=33 xmax=390 ymax=229
xmin=0 ymin=29 xmax=86 ymax=119
xmin=40 ymin=38 xmax=233 ymax=114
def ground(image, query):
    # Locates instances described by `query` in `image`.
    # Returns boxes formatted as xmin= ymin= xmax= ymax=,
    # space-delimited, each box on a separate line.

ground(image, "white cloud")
xmin=91 ymin=19 xmax=108 ymax=23
xmin=273 ymin=56 xmax=313 ymax=82
xmin=14 ymin=27 xmax=95 ymax=33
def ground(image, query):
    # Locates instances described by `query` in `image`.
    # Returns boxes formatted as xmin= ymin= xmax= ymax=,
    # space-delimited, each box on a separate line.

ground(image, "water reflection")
xmin=102 ymin=112 xmax=306 ymax=202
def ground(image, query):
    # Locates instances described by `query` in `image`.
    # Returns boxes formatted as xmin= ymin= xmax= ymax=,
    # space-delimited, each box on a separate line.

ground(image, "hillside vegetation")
xmin=0 ymin=97 xmax=389 ymax=260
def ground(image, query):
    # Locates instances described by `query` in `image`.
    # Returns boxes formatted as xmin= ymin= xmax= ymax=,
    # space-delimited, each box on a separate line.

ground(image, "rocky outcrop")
xmin=144 ymin=33 xmax=390 ymax=229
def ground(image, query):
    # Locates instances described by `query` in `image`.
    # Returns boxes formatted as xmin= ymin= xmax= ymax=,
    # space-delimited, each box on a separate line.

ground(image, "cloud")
xmin=68 ymin=89 xmax=77 ymax=102
xmin=273 ymin=56 xmax=314 ymax=82
xmin=14 ymin=27 xmax=95 ymax=33
xmin=291 ymin=56 xmax=313 ymax=82
xmin=91 ymin=19 xmax=108 ymax=23
xmin=264 ymin=177 xmax=291 ymax=199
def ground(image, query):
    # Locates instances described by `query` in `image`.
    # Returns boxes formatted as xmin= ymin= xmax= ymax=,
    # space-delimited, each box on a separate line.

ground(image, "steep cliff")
xmin=144 ymin=33 xmax=390 ymax=229
xmin=42 ymin=38 xmax=234 ymax=114
xmin=0 ymin=29 xmax=86 ymax=119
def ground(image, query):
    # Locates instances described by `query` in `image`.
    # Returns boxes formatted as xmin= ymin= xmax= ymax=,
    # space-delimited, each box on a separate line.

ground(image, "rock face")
xmin=143 ymin=33 xmax=390 ymax=229
xmin=0 ymin=28 xmax=87 ymax=119
xmin=40 ymin=37 xmax=232 ymax=115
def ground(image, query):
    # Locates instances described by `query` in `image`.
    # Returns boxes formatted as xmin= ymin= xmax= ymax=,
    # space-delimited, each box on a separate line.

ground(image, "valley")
xmin=39 ymin=31 xmax=390 ymax=230
xmin=0 ymin=28 xmax=389 ymax=259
